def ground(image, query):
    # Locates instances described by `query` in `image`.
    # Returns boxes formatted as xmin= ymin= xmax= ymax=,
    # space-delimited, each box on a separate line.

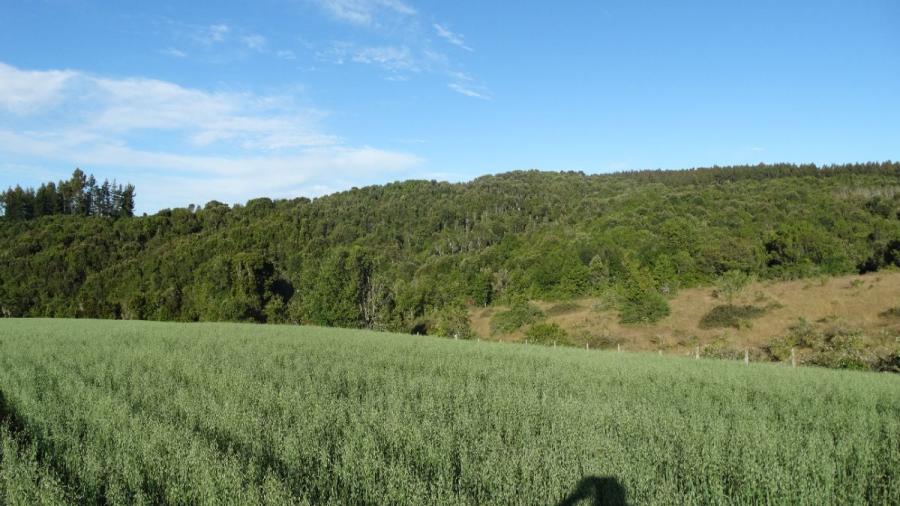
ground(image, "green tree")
xmin=619 ymin=260 xmax=670 ymax=324
xmin=714 ymin=270 xmax=753 ymax=304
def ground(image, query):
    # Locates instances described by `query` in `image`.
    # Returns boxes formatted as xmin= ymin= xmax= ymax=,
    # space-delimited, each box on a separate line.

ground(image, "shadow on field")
xmin=557 ymin=476 xmax=628 ymax=506
xmin=0 ymin=390 xmax=25 ymax=434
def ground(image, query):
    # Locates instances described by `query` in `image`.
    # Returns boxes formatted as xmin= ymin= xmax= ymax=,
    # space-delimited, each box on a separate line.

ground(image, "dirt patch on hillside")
xmin=470 ymin=271 xmax=900 ymax=354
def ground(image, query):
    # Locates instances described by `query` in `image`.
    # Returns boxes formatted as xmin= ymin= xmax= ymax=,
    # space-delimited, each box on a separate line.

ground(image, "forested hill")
xmin=1 ymin=162 xmax=899 ymax=336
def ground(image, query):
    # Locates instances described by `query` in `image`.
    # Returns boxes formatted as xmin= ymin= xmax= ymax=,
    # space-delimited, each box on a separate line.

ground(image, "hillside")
xmin=1 ymin=319 xmax=898 ymax=504
xmin=472 ymin=271 xmax=900 ymax=370
xmin=1 ymin=163 xmax=899 ymax=357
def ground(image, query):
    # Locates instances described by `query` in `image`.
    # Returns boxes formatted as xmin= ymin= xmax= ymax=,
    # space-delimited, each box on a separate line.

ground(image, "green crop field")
xmin=0 ymin=319 xmax=898 ymax=505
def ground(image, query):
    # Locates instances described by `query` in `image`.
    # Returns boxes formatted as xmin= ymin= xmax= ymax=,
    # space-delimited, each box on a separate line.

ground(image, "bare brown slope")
xmin=471 ymin=271 xmax=900 ymax=353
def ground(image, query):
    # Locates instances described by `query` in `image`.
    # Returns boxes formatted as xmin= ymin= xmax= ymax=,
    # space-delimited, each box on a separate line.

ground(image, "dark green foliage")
xmin=491 ymin=302 xmax=544 ymax=335
xmin=430 ymin=303 xmax=474 ymax=339
xmin=1 ymin=162 xmax=899 ymax=333
xmin=618 ymin=262 xmax=670 ymax=324
xmin=699 ymin=305 xmax=767 ymax=329
xmin=619 ymin=290 xmax=670 ymax=324
xmin=0 ymin=169 xmax=135 ymax=220
xmin=525 ymin=322 xmax=569 ymax=345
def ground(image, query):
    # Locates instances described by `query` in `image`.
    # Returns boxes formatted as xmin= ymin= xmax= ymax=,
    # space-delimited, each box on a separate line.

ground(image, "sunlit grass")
xmin=0 ymin=319 xmax=898 ymax=505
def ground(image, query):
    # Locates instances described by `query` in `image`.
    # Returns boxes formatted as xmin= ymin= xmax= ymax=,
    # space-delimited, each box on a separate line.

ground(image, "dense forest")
xmin=1 ymin=162 xmax=899 ymax=336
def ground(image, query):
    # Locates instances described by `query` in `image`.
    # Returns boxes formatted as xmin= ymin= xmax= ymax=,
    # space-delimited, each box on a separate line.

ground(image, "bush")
xmin=713 ymin=270 xmax=753 ymax=303
xmin=765 ymin=317 xmax=886 ymax=370
xmin=699 ymin=305 xmax=767 ymax=329
xmin=490 ymin=302 xmax=544 ymax=335
xmin=701 ymin=335 xmax=745 ymax=360
xmin=620 ymin=291 xmax=669 ymax=324
xmin=879 ymin=307 xmax=900 ymax=319
xmin=525 ymin=323 xmax=569 ymax=345
xmin=576 ymin=330 xmax=625 ymax=350
xmin=619 ymin=265 xmax=670 ymax=324
xmin=431 ymin=304 xmax=474 ymax=339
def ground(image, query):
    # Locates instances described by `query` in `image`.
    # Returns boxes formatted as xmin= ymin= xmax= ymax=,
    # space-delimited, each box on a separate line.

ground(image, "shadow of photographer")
xmin=557 ymin=476 xmax=628 ymax=506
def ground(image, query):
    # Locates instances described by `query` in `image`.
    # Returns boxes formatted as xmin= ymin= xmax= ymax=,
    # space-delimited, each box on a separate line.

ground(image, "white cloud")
xmin=276 ymin=49 xmax=297 ymax=60
xmin=0 ymin=133 xmax=421 ymax=211
xmin=0 ymin=62 xmax=75 ymax=114
xmin=315 ymin=0 xmax=416 ymax=25
xmin=0 ymin=62 xmax=422 ymax=212
xmin=84 ymin=76 xmax=335 ymax=149
xmin=448 ymin=82 xmax=491 ymax=100
xmin=447 ymin=72 xmax=491 ymax=100
xmin=351 ymin=46 xmax=416 ymax=71
xmin=162 ymin=47 xmax=187 ymax=58
xmin=193 ymin=24 xmax=230 ymax=45
xmin=308 ymin=3 xmax=490 ymax=99
xmin=241 ymin=34 xmax=267 ymax=52
xmin=433 ymin=23 xmax=473 ymax=52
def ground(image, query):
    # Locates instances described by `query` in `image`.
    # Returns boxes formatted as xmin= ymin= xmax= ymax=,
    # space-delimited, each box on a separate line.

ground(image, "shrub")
xmin=490 ymin=302 xmax=544 ymax=335
xmin=591 ymin=290 xmax=618 ymax=312
xmin=699 ymin=305 xmax=767 ymax=329
xmin=766 ymin=317 xmax=881 ymax=370
xmin=575 ymin=330 xmax=624 ymax=349
xmin=713 ymin=270 xmax=753 ymax=303
xmin=620 ymin=291 xmax=670 ymax=324
xmin=701 ymin=335 xmax=744 ymax=360
xmin=431 ymin=304 xmax=474 ymax=339
xmin=525 ymin=323 xmax=569 ymax=345
xmin=879 ymin=307 xmax=900 ymax=320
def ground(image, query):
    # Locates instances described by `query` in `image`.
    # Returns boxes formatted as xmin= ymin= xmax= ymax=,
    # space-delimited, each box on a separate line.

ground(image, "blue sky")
xmin=1 ymin=0 xmax=898 ymax=213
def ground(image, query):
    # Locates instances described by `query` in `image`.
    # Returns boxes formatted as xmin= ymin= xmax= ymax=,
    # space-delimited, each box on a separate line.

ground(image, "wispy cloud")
xmin=0 ymin=62 xmax=74 ymax=114
xmin=161 ymin=47 xmax=188 ymax=58
xmin=314 ymin=0 xmax=415 ymax=26
xmin=0 ymin=62 xmax=422 ymax=211
xmin=308 ymin=2 xmax=489 ymax=99
xmin=351 ymin=46 xmax=416 ymax=71
xmin=241 ymin=34 xmax=267 ymax=52
xmin=193 ymin=23 xmax=230 ymax=45
xmin=447 ymin=72 xmax=491 ymax=100
xmin=448 ymin=82 xmax=490 ymax=100
xmin=433 ymin=23 xmax=472 ymax=52
xmin=276 ymin=49 xmax=297 ymax=60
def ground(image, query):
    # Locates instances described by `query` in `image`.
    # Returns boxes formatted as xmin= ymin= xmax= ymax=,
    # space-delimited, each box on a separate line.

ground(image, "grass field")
xmin=1 ymin=319 xmax=898 ymax=505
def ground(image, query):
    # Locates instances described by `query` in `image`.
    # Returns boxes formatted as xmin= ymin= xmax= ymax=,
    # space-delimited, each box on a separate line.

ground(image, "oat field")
xmin=0 ymin=319 xmax=898 ymax=505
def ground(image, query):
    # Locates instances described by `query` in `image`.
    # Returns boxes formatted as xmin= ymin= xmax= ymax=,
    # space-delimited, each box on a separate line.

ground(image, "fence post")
xmin=585 ymin=343 xmax=589 ymax=350
xmin=658 ymin=350 xmax=662 ymax=356
xmin=553 ymin=341 xmax=556 ymax=348
xmin=744 ymin=349 xmax=749 ymax=366
xmin=617 ymin=343 xmax=621 ymax=353
xmin=695 ymin=346 xmax=700 ymax=359
xmin=791 ymin=347 xmax=796 ymax=368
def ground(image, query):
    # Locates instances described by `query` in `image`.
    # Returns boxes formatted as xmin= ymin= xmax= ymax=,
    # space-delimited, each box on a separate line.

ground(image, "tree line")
xmin=0 ymin=169 xmax=135 ymax=220
xmin=0 ymin=162 xmax=898 ymax=336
